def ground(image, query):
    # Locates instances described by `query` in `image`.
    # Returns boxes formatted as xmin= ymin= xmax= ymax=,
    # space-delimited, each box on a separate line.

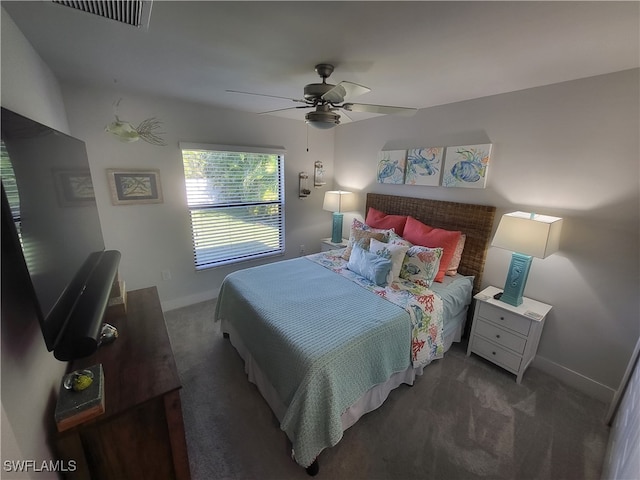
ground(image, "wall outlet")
xmin=161 ymin=269 xmax=172 ymax=281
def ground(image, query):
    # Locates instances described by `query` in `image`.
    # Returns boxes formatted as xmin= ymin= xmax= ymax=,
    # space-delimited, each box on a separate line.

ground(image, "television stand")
xmin=55 ymin=286 xmax=190 ymax=479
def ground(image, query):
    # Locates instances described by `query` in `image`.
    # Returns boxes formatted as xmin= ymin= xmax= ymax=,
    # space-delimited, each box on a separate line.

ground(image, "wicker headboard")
xmin=366 ymin=193 xmax=496 ymax=294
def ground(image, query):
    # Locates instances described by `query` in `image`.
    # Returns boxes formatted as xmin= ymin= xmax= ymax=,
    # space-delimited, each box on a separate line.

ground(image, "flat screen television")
xmin=1 ymin=107 xmax=120 ymax=361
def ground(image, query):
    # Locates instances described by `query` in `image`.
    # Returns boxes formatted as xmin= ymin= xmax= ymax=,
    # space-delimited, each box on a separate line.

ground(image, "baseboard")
xmin=532 ymin=355 xmax=615 ymax=404
xmin=161 ymin=290 xmax=217 ymax=312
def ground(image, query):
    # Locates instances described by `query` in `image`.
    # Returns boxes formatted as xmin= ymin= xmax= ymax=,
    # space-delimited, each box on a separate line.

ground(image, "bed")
xmin=215 ymin=193 xmax=496 ymax=474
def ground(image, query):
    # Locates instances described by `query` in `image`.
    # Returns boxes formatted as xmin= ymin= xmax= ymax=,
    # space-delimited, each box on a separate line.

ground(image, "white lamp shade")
xmin=323 ymin=191 xmax=357 ymax=213
xmin=492 ymin=211 xmax=563 ymax=258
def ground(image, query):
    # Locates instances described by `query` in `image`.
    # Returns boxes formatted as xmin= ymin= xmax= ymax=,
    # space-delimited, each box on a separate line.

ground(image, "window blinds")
xmin=180 ymin=144 xmax=285 ymax=269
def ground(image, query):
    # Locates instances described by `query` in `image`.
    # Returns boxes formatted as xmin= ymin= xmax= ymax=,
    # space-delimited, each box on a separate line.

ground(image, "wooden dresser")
xmin=56 ymin=287 xmax=191 ymax=479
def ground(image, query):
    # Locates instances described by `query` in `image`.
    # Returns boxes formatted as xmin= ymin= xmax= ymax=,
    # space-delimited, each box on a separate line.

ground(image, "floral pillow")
xmin=369 ymin=238 xmax=410 ymax=285
xmin=342 ymin=218 xmax=392 ymax=260
xmin=387 ymin=231 xmax=412 ymax=247
xmin=347 ymin=243 xmax=392 ymax=286
xmin=403 ymin=216 xmax=461 ymax=282
xmin=400 ymin=245 xmax=443 ymax=288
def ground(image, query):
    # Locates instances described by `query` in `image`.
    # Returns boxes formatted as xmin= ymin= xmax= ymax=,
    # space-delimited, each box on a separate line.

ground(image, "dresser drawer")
xmin=471 ymin=336 xmax=522 ymax=372
xmin=478 ymin=302 xmax=531 ymax=336
xmin=474 ymin=319 xmax=527 ymax=354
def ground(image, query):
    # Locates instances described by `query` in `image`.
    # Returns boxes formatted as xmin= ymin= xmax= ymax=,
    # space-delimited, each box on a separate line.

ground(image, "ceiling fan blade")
xmin=330 ymin=108 xmax=352 ymax=124
xmin=259 ymin=105 xmax=312 ymax=115
xmin=342 ymin=103 xmax=417 ymax=116
xmin=226 ymin=89 xmax=307 ymax=104
xmin=338 ymin=110 xmax=353 ymax=124
xmin=322 ymin=81 xmax=371 ymax=103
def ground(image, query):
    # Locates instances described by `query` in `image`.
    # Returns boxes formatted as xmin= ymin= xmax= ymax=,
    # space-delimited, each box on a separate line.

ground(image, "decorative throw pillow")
xmin=403 ymin=216 xmax=462 ymax=282
xmin=387 ymin=231 xmax=413 ymax=247
xmin=446 ymin=234 xmax=466 ymax=276
xmin=347 ymin=243 xmax=392 ymax=286
xmin=400 ymin=245 xmax=443 ymax=288
xmin=402 ymin=215 xmax=434 ymax=244
xmin=369 ymin=238 xmax=410 ymax=285
xmin=365 ymin=207 xmax=408 ymax=237
xmin=342 ymin=218 xmax=391 ymax=260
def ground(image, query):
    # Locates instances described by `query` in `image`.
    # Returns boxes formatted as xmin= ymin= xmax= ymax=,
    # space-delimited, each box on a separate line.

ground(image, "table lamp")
xmin=323 ymin=191 xmax=356 ymax=243
xmin=491 ymin=211 xmax=563 ymax=306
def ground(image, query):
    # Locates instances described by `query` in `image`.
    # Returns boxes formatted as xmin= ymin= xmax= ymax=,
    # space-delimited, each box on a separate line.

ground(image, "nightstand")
xmin=467 ymin=286 xmax=552 ymax=383
xmin=320 ymin=238 xmax=348 ymax=252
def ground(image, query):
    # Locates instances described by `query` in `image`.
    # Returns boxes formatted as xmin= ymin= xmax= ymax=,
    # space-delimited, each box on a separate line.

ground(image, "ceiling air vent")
xmin=52 ymin=1 xmax=153 ymax=29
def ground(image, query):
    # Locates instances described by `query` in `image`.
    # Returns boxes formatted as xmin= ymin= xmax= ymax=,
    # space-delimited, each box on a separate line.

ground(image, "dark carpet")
xmin=164 ymin=299 xmax=610 ymax=480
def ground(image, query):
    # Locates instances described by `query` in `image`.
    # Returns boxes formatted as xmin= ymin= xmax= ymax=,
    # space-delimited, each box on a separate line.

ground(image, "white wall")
xmin=334 ymin=69 xmax=640 ymax=400
xmin=1 ymin=8 xmax=70 ymax=479
xmin=60 ymin=84 xmax=336 ymax=311
xmin=0 ymin=10 xmax=69 ymax=134
xmin=602 ymin=339 xmax=640 ymax=479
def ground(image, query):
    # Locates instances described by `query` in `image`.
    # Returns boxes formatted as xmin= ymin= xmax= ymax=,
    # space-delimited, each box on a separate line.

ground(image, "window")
xmin=1 ymin=140 xmax=22 ymax=240
xmin=180 ymin=143 xmax=285 ymax=270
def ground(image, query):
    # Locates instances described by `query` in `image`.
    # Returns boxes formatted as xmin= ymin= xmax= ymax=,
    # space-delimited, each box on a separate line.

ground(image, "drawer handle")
xmin=500 ymin=316 xmax=505 ymax=321
xmin=496 ymin=334 xmax=501 ymax=339
xmin=492 ymin=351 xmax=496 ymax=356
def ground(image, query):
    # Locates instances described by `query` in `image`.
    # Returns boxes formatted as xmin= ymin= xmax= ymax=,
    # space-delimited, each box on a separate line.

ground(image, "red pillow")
xmin=365 ymin=207 xmax=408 ymax=236
xmin=403 ymin=216 xmax=462 ymax=282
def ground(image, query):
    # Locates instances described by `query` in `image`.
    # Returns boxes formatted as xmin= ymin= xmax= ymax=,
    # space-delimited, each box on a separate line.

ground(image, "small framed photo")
xmin=107 ymin=168 xmax=163 ymax=205
xmin=53 ymin=169 xmax=96 ymax=206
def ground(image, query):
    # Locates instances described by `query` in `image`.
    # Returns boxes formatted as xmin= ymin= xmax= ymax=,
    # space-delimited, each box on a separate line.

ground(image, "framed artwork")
xmin=405 ymin=147 xmax=444 ymax=186
xmin=53 ymin=169 xmax=96 ymax=206
xmin=441 ymin=144 xmax=492 ymax=188
xmin=107 ymin=168 xmax=163 ymax=205
xmin=376 ymin=150 xmax=406 ymax=184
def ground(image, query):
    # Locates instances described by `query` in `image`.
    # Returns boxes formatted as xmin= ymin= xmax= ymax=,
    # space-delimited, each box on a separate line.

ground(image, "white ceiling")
xmin=3 ymin=1 xmax=639 ymax=123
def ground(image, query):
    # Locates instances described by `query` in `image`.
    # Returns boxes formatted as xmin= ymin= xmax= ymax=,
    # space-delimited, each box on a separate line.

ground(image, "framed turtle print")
xmin=376 ymin=150 xmax=406 ymax=184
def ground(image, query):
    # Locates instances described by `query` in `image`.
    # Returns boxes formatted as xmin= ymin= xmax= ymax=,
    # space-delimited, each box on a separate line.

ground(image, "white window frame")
xmin=180 ymin=142 xmax=286 ymax=270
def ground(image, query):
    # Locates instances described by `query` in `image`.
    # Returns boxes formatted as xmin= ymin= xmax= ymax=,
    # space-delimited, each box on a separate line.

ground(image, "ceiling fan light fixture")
xmin=305 ymin=110 xmax=340 ymax=129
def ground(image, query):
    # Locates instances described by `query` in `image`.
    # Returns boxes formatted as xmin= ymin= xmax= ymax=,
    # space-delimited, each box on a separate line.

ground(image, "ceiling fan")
xmin=227 ymin=64 xmax=417 ymax=129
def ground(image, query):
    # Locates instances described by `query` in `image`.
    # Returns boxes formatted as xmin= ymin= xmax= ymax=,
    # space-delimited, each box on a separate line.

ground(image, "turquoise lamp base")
xmin=500 ymin=252 xmax=533 ymax=307
xmin=331 ymin=212 xmax=344 ymax=243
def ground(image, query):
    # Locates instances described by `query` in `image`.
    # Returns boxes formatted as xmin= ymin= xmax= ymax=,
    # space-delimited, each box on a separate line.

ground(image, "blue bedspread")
xmin=214 ymin=257 xmax=412 ymax=467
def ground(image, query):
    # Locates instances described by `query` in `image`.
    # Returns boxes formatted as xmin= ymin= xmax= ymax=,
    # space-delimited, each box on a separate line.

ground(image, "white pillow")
xmin=369 ymin=238 xmax=409 ymax=285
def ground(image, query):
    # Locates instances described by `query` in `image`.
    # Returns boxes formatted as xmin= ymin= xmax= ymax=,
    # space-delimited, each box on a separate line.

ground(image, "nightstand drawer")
xmin=471 ymin=336 xmax=522 ymax=372
xmin=478 ymin=302 xmax=531 ymax=336
xmin=474 ymin=319 xmax=527 ymax=354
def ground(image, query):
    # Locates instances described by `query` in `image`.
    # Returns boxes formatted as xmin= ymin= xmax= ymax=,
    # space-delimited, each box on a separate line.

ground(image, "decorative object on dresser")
xmin=323 ymin=190 xmax=357 ymax=243
xmin=467 ymin=285 xmax=552 ymax=383
xmin=491 ymin=211 xmax=563 ymax=306
xmin=55 ymin=364 xmax=105 ymax=432
xmin=55 ymin=287 xmax=190 ymax=480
